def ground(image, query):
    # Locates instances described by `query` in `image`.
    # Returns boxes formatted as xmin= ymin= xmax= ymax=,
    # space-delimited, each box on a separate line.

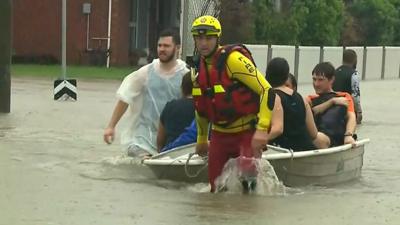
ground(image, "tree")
xmin=248 ymin=0 xmax=400 ymax=46
xmin=219 ymin=0 xmax=254 ymax=44
xmin=350 ymin=0 xmax=399 ymax=45
xmin=340 ymin=9 xmax=364 ymax=46
xmin=388 ymin=0 xmax=400 ymax=45
xmin=250 ymin=0 xmax=344 ymax=46
xmin=251 ymin=0 xmax=307 ymax=45
xmin=251 ymin=0 xmax=270 ymax=44
xmin=295 ymin=0 xmax=344 ymax=46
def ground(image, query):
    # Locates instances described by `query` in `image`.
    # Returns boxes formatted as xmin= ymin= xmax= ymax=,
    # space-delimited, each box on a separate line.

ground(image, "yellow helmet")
xmin=191 ymin=15 xmax=221 ymax=37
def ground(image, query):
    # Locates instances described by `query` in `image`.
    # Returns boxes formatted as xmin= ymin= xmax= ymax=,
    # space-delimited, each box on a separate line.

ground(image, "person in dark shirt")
xmin=307 ymin=62 xmax=357 ymax=146
xmin=333 ymin=49 xmax=362 ymax=124
xmin=266 ymin=57 xmax=330 ymax=151
xmin=161 ymin=120 xmax=197 ymax=152
xmin=285 ymin=73 xmax=297 ymax=91
xmin=157 ymin=72 xmax=195 ymax=152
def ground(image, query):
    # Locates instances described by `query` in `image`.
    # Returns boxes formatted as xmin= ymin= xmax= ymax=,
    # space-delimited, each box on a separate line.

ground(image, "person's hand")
xmin=251 ymin=129 xmax=269 ymax=158
xmin=333 ymin=97 xmax=349 ymax=107
xmin=103 ymin=127 xmax=115 ymax=144
xmin=344 ymin=135 xmax=356 ymax=147
xmin=195 ymin=143 xmax=209 ymax=157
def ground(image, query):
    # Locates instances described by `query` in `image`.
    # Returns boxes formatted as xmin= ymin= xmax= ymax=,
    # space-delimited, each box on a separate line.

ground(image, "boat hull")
xmin=143 ymin=139 xmax=369 ymax=186
xmin=269 ymin=144 xmax=364 ymax=186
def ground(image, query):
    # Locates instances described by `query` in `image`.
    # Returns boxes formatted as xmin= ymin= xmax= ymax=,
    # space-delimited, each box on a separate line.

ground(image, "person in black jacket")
xmin=333 ymin=49 xmax=362 ymax=124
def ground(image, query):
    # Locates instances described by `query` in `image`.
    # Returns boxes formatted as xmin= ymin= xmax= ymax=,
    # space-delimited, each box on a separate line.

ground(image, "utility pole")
xmin=54 ymin=0 xmax=77 ymax=101
xmin=0 ymin=0 xmax=12 ymax=113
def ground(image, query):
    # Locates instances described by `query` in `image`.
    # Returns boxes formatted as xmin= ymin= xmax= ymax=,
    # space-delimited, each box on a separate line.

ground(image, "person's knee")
xmin=313 ymin=132 xmax=331 ymax=149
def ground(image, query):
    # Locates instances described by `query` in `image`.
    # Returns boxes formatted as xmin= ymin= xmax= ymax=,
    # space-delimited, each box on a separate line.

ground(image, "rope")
xmin=289 ymin=148 xmax=294 ymax=160
xmin=184 ymin=153 xmax=208 ymax=178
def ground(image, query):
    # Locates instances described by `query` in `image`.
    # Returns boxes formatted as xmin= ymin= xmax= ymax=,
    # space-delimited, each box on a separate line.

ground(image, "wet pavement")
xmin=1 ymin=77 xmax=399 ymax=225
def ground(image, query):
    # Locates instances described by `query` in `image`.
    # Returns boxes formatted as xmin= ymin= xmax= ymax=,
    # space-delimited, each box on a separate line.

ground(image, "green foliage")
xmin=295 ymin=0 xmax=344 ymax=46
xmin=219 ymin=0 xmax=254 ymax=44
xmin=223 ymin=0 xmax=400 ymax=46
xmin=252 ymin=0 xmax=270 ymax=43
xmin=250 ymin=0 xmax=344 ymax=46
xmin=11 ymin=64 xmax=135 ymax=80
xmin=350 ymin=0 xmax=399 ymax=45
xmin=340 ymin=8 xmax=364 ymax=46
xmin=388 ymin=0 xmax=400 ymax=45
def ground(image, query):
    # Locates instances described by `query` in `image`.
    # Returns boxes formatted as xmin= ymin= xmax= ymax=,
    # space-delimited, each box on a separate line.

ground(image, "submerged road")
xmin=1 ymin=77 xmax=399 ymax=225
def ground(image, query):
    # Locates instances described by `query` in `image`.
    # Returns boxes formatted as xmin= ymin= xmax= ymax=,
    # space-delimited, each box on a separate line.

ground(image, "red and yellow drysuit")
xmin=192 ymin=46 xmax=273 ymax=192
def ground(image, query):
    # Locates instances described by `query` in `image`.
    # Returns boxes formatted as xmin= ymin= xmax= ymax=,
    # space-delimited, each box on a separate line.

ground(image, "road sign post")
xmin=0 ymin=0 xmax=12 ymax=113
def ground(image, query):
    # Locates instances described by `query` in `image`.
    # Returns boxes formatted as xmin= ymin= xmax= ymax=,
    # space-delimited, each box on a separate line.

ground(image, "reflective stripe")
xmin=192 ymin=88 xmax=202 ymax=96
xmin=212 ymin=114 xmax=257 ymax=133
xmin=214 ymin=85 xmax=225 ymax=93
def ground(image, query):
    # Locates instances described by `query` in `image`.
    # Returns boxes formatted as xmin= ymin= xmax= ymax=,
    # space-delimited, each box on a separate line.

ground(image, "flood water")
xmin=1 ymin=77 xmax=399 ymax=225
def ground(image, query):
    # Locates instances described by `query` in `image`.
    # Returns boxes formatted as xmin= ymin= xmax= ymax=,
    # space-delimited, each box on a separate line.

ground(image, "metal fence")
xmin=179 ymin=2 xmax=400 ymax=83
xmin=245 ymin=45 xmax=400 ymax=84
xmin=180 ymin=0 xmax=220 ymax=61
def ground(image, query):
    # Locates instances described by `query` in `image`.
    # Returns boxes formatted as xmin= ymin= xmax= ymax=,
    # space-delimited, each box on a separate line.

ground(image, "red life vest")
xmin=192 ymin=45 xmax=259 ymax=126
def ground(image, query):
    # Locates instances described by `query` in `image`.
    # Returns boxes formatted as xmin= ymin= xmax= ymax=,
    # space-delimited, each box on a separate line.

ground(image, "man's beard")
xmin=159 ymin=50 xmax=176 ymax=63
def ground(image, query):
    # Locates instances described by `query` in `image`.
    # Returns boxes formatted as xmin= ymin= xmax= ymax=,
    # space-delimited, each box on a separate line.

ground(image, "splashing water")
xmin=214 ymin=157 xmax=286 ymax=196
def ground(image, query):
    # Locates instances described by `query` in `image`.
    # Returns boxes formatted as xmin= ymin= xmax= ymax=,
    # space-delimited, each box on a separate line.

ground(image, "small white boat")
xmin=143 ymin=139 xmax=370 ymax=187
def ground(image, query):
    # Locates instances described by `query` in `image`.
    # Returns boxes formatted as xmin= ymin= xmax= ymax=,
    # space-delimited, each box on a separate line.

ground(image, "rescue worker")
xmin=190 ymin=15 xmax=274 ymax=192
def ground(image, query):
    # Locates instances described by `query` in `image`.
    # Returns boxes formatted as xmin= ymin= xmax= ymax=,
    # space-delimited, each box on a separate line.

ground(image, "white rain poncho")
xmin=117 ymin=58 xmax=189 ymax=155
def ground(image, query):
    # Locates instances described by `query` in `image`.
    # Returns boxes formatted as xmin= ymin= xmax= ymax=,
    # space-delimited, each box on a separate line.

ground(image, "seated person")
xmin=161 ymin=120 xmax=197 ymax=152
xmin=285 ymin=73 xmax=297 ymax=91
xmin=306 ymin=62 xmax=357 ymax=147
xmin=265 ymin=57 xmax=330 ymax=151
xmin=157 ymin=72 xmax=195 ymax=152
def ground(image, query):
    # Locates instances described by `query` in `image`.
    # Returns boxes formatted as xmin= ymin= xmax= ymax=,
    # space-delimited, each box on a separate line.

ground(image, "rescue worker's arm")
xmin=268 ymin=95 xmax=283 ymax=140
xmin=195 ymin=111 xmax=209 ymax=156
xmin=195 ymin=111 xmax=209 ymax=144
xmin=103 ymin=100 xmax=128 ymax=144
xmin=225 ymin=51 xmax=272 ymax=131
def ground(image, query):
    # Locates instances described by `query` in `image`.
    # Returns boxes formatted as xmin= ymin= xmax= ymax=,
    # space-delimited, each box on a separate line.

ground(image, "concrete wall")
xmin=385 ymin=47 xmax=400 ymax=79
xmin=244 ymin=44 xmax=400 ymax=84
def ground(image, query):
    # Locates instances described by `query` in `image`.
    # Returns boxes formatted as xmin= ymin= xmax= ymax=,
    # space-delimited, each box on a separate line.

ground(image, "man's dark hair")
xmin=181 ymin=72 xmax=193 ymax=97
xmin=265 ymin=57 xmax=290 ymax=87
xmin=159 ymin=28 xmax=181 ymax=45
xmin=312 ymin=62 xmax=335 ymax=80
xmin=343 ymin=49 xmax=357 ymax=65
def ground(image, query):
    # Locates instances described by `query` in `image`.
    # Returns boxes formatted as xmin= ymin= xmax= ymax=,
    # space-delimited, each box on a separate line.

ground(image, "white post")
xmin=86 ymin=14 xmax=90 ymax=50
xmin=61 ymin=0 xmax=67 ymax=79
xmin=106 ymin=0 xmax=112 ymax=68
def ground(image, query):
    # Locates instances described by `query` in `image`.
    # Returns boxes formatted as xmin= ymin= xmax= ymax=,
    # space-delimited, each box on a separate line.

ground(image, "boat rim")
xmin=143 ymin=139 xmax=370 ymax=166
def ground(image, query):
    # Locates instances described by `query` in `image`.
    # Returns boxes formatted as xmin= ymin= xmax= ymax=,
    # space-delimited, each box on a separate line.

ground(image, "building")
xmin=13 ymin=0 xmax=182 ymax=66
